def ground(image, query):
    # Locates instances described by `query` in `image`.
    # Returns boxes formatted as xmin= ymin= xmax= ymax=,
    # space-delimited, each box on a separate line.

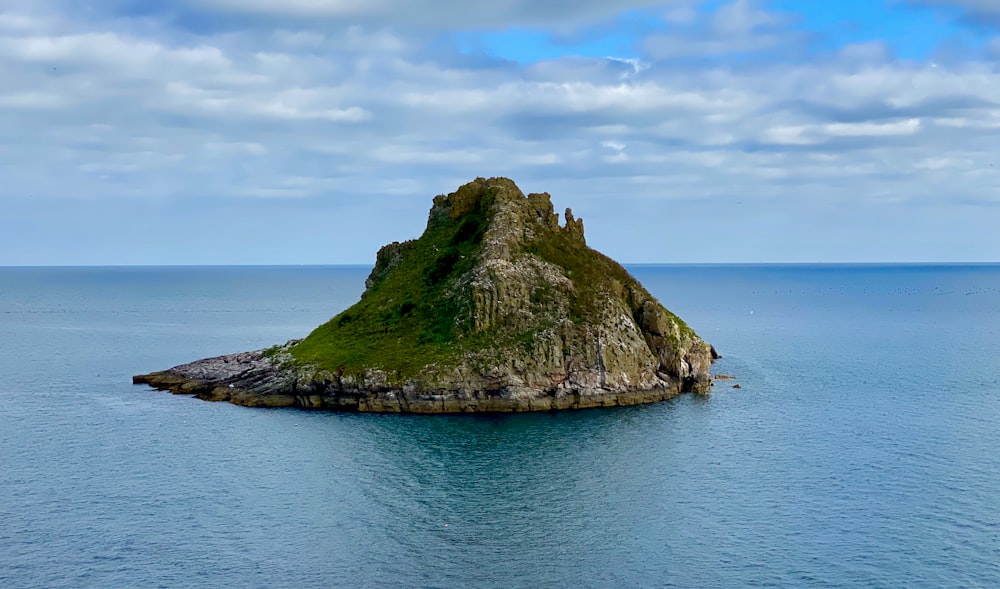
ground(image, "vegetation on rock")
xmin=290 ymin=182 xmax=495 ymax=377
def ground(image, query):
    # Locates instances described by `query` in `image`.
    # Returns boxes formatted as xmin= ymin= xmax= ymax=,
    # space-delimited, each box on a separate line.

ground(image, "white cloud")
xmin=0 ymin=12 xmax=38 ymax=31
xmin=710 ymin=0 xmax=787 ymax=36
xmin=1 ymin=0 xmax=999 ymax=263
xmin=601 ymin=140 xmax=628 ymax=163
xmin=662 ymin=2 xmax=700 ymax=25
xmin=604 ymin=56 xmax=649 ymax=79
xmin=371 ymin=146 xmax=484 ymax=165
xmin=182 ymin=0 xmax=681 ymax=28
xmin=763 ymin=119 xmax=922 ymax=145
xmin=0 ymin=92 xmax=67 ymax=109
xmin=914 ymin=0 xmax=1000 ymax=21
xmin=645 ymin=0 xmax=799 ymax=59
xmin=824 ymin=118 xmax=922 ymax=137
xmin=838 ymin=41 xmax=892 ymax=63
xmin=205 ymin=141 xmax=269 ymax=155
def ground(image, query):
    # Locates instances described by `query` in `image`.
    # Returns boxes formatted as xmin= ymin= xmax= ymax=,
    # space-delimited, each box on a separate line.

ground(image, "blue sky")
xmin=1 ymin=0 xmax=999 ymax=264
xmin=467 ymin=0 xmax=981 ymax=62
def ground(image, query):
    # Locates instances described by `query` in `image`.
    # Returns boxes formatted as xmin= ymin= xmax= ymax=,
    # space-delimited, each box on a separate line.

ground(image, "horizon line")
xmin=2 ymin=261 xmax=999 ymax=269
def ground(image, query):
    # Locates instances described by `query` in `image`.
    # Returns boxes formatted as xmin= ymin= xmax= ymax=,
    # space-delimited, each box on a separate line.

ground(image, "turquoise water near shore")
xmin=1 ymin=264 xmax=999 ymax=588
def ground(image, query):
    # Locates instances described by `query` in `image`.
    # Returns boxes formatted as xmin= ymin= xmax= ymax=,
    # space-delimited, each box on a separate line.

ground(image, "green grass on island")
xmin=289 ymin=188 xmax=495 ymax=377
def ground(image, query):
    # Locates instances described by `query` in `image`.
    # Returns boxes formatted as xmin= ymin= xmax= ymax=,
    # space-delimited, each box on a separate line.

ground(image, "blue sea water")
xmin=1 ymin=264 xmax=998 ymax=588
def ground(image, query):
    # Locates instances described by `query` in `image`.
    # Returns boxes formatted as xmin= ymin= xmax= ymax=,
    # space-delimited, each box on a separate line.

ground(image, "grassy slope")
xmin=525 ymin=228 xmax=695 ymax=340
xmin=290 ymin=194 xmax=492 ymax=377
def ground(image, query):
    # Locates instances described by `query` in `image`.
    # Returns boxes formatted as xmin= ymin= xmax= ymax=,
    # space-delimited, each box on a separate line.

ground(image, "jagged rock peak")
xmin=429 ymin=177 xmax=584 ymax=239
xmin=367 ymin=177 xmax=587 ymax=294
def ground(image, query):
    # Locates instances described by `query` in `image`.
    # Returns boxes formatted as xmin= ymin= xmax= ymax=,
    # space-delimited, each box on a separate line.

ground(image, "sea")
xmin=1 ymin=264 xmax=998 ymax=588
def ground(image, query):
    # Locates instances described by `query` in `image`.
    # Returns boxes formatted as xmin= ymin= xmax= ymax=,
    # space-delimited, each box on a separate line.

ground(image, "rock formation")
xmin=134 ymin=177 xmax=717 ymax=412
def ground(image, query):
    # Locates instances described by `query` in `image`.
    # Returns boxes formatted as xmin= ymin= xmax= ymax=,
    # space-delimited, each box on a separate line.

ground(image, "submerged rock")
xmin=133 ymin=177 xmax=716 ymax=412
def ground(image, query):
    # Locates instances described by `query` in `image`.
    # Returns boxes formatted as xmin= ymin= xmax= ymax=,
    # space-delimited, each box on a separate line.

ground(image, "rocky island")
xmin=134 ymin=177 xmax=718 ymax=412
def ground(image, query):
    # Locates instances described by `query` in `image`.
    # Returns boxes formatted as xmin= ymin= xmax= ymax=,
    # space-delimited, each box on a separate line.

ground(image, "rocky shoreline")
xmin=133 ymin=339 xmax=715 ymax=413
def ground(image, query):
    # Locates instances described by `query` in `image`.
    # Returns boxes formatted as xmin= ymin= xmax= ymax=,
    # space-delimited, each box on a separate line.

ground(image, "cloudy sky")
xmin=2 ymin=0 xmax=999 ymax=265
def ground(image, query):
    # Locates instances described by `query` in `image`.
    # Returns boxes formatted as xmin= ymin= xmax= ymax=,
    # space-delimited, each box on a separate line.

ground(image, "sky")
xmin=1 ymin=0 xmax=999 ymax=265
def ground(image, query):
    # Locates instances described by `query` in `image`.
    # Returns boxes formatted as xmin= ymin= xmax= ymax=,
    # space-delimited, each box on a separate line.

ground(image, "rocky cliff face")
xmin=134 ymin=177 xmax=717 ymax=412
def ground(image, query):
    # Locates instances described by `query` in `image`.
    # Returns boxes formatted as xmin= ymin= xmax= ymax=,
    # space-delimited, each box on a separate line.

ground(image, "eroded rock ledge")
xmin=134 ymin=177 xmax=717 ymax=413
xmin=133 ymin=339 xmax=716 ymax=413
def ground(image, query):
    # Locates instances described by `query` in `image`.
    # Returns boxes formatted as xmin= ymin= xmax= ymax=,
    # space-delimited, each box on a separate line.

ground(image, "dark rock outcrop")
xmin=134 ymin=177 xmax=716 ymax=413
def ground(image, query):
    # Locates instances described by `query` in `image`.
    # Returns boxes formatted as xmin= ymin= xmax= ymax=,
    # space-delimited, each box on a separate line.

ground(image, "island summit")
xmin=134 ymin=177 xmax=718 ymax=412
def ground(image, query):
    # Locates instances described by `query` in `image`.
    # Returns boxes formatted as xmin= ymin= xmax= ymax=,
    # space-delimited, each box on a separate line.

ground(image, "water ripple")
xmin=2 ymin=266 xmax=1000 ymax=588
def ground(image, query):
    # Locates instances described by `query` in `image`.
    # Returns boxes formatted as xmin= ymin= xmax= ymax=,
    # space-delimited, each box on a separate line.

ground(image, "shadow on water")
xmin=280 ymin=403 xmax=702 ymax=587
